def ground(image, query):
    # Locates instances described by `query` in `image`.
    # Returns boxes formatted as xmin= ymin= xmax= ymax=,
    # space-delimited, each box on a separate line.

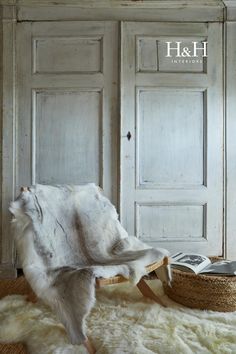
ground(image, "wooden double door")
xmin=6 ymin=20 xmax=223 ymax=273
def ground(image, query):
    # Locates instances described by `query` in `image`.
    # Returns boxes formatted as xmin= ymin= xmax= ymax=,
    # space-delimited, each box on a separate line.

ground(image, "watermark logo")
xmin=165 ymin=41 xmax=207 ymax=65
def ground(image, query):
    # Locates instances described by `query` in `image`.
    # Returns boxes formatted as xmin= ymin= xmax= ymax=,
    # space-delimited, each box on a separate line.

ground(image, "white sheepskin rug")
xmin=0 ymin=281 xmax=236 ymax=354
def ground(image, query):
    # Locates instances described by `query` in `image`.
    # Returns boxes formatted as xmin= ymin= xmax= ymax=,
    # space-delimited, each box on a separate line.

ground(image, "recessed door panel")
xmin=137 ymin=204 xmax=205 ymax=242
xmin=137 ymin=88 xmax=204 ymax=187
xmin=34 ymin=89 xmax=101 ymax=184
xmin=33 ymin=36 xmax=102 ymax=74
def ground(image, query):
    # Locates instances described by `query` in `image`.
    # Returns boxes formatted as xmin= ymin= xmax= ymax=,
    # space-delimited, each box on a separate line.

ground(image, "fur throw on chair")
xmin=10 ymin=184 xmax=170 ymax=345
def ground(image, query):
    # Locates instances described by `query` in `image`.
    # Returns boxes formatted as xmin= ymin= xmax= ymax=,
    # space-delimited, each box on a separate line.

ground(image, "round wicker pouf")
xmin=164 ymin=260 xmax=236 ymax=312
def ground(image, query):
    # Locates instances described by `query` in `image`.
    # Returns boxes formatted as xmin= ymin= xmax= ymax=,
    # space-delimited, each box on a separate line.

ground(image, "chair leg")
xmin=83 ymin=338 xmax=96 ymax=354
xmin=136 ymin=278 xmax=166 ymax=307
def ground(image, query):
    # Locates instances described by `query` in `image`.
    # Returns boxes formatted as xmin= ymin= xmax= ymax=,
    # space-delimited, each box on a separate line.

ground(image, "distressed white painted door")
xmin=121 ymin=22 xmax=223 ymax=255
xmin=16 ymin=21 xmax=118 ymax=204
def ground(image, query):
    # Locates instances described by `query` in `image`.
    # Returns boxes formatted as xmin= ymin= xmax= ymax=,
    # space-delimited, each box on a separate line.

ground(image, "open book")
xmin=171 ymin=252 xmax=236 ymax=276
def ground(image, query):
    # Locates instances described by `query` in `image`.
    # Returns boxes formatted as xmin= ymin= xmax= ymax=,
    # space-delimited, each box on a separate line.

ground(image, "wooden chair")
xmin=12 ymin=187 xmax=171 ymax=354
xmin=96 ymin=256 xmax=170 ymax=306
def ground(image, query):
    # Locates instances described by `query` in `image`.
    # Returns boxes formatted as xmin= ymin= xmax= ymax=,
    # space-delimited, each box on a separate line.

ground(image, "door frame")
xmin=1 ymin=1 xmax=236 ymax=279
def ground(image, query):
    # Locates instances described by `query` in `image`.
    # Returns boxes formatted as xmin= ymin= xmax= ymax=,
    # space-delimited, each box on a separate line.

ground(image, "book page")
xmin=171 ymin=253 xmax=211 ymax=274
xmin=200 ymin=260 xmax=236 ymax=275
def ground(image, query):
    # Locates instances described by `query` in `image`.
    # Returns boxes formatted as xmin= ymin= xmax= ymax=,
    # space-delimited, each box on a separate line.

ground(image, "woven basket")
xmin=164 ymin=257 xmax=236 ymax=312
xmin=0 ymin=276 xmax=36 ymax=353
xmin=0 ymin=276 xmax=36 ymax=302
xmin=0 ymin=343 xmax=27 ymax=354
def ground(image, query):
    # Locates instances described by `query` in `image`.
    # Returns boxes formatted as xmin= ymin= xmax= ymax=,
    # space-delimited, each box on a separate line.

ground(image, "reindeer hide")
xmin=10 ymin=184 xmax=170 ymax=344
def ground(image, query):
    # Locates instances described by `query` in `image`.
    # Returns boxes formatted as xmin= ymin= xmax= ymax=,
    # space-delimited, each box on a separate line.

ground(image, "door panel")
xmin=137 ymin=37 xmax=206 ymax=73
xmin=34 ymin=89 xmax=101 ymax=185
xmin=137 ymin=88 xmax=204 ymax=186
xmin=33 ymin=36 xmax=102 ymax=74
xmin=17 ymin=21 xmax=118 ymax=204
xmin=121 ymin=22 xmax=223 ymax=255
xmin=137 ymin=204 xmax=205 ymax=242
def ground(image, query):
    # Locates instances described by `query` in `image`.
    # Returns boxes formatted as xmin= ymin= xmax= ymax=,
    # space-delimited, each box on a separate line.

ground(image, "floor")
xmin=1 ymin=276 xmax=236 ymax=354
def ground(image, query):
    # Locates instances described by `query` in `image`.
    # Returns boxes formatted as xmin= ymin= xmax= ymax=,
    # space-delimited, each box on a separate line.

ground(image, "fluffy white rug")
xmin=0 ymin=281 xmax=236 ymax=354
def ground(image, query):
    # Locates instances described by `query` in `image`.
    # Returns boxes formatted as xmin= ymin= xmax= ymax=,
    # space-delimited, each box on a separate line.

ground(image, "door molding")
xmin=225 ymin=21 xmax=236 ymax=259
xmin=0 ymin=1 xmax=225 ymax=22
xmin=0 ymin=5 xmax=17 ymax=277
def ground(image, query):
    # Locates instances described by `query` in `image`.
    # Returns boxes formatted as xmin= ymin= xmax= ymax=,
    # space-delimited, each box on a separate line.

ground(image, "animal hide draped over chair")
xmin=9 ymin=184 xmax=171 ymax=348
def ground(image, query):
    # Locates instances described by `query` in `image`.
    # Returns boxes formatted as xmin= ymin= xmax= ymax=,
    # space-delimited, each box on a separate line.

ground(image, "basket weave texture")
xmin=0 ymin=276 xmax=36 ymax=354
xmin=0 ymin=343 xmax=27 ymax=354
xmin=0 ymin=276 xmax=36 ymax=301
xmin=164 ymin=257 xmax=236 ymax=312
